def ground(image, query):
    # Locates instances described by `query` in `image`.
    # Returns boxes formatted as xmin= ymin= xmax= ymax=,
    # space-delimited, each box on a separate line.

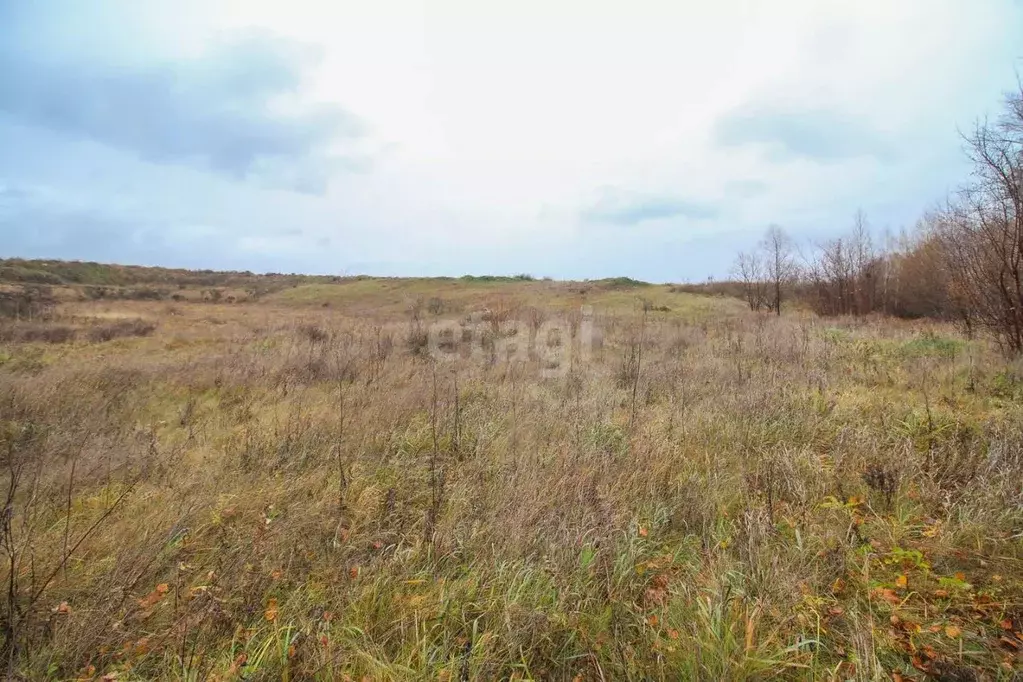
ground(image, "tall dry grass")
xmin=0 ymin=294 xmax=1020 ymax=680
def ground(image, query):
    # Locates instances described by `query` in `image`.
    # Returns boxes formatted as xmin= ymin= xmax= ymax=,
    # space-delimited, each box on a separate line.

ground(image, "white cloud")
xmin=1 ymin=0 xmax=1020 ymax=279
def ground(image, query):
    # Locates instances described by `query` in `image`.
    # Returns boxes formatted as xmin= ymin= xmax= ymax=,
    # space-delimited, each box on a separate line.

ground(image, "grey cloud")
xmin=0 ymin=185 xmax=31 ymax=203
xmin=0 ymin=32 xmax=365 ymax=193
xmin=715 ymin=107 xmax=894 ymax=162
xmin=582 ymin=192 xmax=719 ymax=226
xmin=0 ymin=182 xmax=189 ymax=262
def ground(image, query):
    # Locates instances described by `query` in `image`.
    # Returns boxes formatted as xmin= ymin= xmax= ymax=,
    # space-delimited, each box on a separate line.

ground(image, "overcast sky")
xmin=1 ymin=1 xmax=1020 ymax=281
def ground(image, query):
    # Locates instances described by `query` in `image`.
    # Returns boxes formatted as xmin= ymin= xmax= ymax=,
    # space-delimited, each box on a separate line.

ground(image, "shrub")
xmin=601 ymin=276 xmax=651 ymax=289
xmin=85 ymin=319 xmax=157 ymax=343
xmin=0 ymin=323 xmax=77 ymax=344
xmin=298 ymin=324 xmax=330 ymax=344
xmin=405 ymin=315 xmax=430 ymax=356
xmin=124 ymin=287 xmax=166 ymax=301
xmin=0 ymin=286 xmax=57 ymax=319
xmin=82 ymin=285 xmax=111 ymax=300
xmin=0 ymin=266 xmax=65 ymax=285
xmin=427 ymin=297 xmax=446 ymax=315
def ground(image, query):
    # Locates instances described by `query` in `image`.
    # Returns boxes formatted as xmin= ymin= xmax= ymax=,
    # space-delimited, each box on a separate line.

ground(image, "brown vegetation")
xmin=721 ymin=84 xmax=1023 ymax=356
xmin=0 ymin=277 xmax=1020 ymax=679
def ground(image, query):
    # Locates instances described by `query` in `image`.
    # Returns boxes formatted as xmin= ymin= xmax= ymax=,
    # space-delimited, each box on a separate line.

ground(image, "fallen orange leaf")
xmin=264 ymin=598 xmax=278 ymax=622
xmin=138 ymin=583 xmax=170 ymax=608
xmin=872 ymin=587 xmax=902 ymax=605
xmin=895 ymin=574 xmax=908 ymax=589
xmin=945 ymin=625 xmax=962 ymax=639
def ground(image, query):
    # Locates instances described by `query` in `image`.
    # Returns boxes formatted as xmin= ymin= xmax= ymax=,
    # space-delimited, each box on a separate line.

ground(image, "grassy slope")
xmin=268 ymin=278 xmax=740 ymax=319
xmin=0 ymin=273 xmax=1021 ymax=680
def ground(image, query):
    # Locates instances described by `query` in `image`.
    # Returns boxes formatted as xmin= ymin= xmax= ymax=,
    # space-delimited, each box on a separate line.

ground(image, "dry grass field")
xmin=1 ymin=276 xmax=1022 ymax=680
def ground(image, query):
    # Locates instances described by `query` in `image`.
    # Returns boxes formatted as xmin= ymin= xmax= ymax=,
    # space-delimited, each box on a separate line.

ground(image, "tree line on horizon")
xmin=727 ymin=82 xmax=1023 ymax=354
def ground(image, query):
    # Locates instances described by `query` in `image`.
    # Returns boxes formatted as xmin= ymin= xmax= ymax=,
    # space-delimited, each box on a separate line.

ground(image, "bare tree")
xmin=849 ymin=210 xmax=879 ymax=314
xmin=760 ymin=225 xmax=796 ymax=315
xmin=804 ymin=211 xmax=899 ymax=317
xmin=732 ymin=250 xmax=767 ymax=311
xmin=938 ymin=84 xmax=1023 ymax=352
xmin=807 ymin=233 xmax=853 ymax=316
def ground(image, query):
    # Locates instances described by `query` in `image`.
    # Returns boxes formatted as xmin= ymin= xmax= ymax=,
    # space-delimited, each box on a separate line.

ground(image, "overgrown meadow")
xmin=1 ymin=275 xmax=1022 ymax=680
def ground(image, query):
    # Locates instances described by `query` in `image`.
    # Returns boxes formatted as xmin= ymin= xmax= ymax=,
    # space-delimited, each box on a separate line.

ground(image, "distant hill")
xmin=0 ymin=259 xmax=670 ymax=291
xmin=0 ymin=258 xmax=340 ymax=289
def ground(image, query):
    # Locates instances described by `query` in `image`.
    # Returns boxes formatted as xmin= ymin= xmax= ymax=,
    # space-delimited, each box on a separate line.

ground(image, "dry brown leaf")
xmin=264 ymin=598 xmax=278 ymax=622
xmin=873 ymin=587 xmax=902 ymax=605
xmin=228 ymin=652 xmax=247 ymax=676
xmin=999 ymin=635 xmax=1021 ymax=650
xmin=138 ymin=583 xmax=170 ymax=608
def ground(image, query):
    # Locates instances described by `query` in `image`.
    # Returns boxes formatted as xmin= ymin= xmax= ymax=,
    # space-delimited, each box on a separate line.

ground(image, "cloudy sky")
xmin=1 ymin=0 xmax=1020 ymax=281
